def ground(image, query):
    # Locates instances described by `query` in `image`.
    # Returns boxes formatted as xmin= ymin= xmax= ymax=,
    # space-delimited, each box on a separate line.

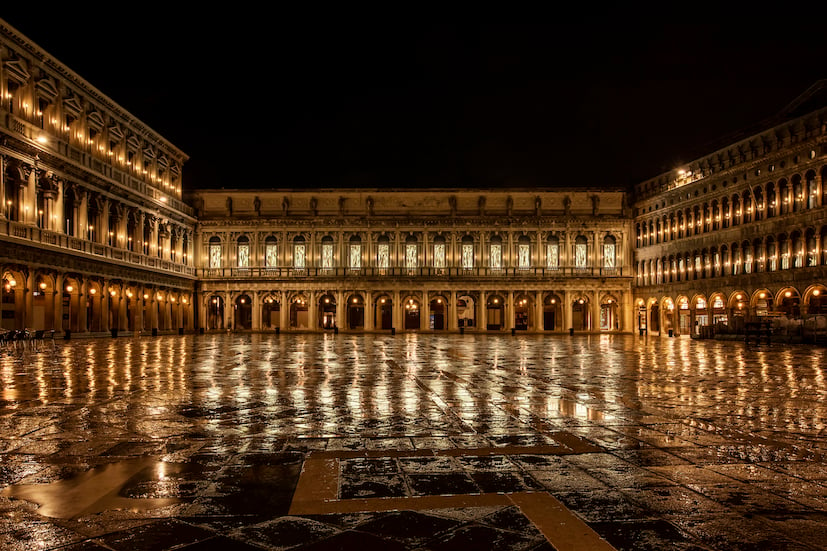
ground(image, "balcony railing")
xmin=199 ymin=265 xmax=625 ymax=279
xmin=1 ymin=220 xmax=196 ymax=277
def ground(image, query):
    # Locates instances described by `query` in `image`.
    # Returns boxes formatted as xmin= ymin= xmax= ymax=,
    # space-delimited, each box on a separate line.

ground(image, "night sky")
xmin=3 ymin=13 xmax=826 ymax=192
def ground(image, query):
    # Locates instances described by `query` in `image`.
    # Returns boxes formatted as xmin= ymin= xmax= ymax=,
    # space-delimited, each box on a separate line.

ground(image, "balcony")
xmin=198 ymin=265 xmax=626 ymax=280
xmin=1 ymin=220 xmax=196 ymax=278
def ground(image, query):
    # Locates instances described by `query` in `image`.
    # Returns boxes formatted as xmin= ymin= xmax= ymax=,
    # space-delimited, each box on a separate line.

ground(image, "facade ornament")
xmin=310 ymin=197 xmax=318 ymax=216
xmin=563 ymin=195 xmax=572 ymax=216
xmin=226 ymin=196 xmax=233 ymax=216
xmin=253 ymin=196 xmax=261 ymax=216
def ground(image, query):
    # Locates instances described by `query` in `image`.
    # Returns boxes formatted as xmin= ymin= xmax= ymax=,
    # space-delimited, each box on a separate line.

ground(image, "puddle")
xmin=1 ymin=457 xmax=179 ymax=518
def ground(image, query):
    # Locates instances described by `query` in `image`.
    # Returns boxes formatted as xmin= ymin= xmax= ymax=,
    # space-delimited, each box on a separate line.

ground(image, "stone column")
xmin=252 ymin=291 xmax=261 ymax=331
xmin=0 ymin=155 xmax=5 ymax=220
xmin=364 ymin=290 xmax=373 ymax=331
xmin=280 ymin=295 xmax=288 ymax=331
xmin=480 ymin=290 xmax=487 ymax=330
xmin=308 ymin=291 xmax=317 ymax=331
xmin=336 ymin=290 xmax=346 ymax=330
xmin=78 ymin=280 xmax=88 ymax=333
xmin=507 ymin=290 xmax=514 ymax=331
xmin=450 ymin=290 xmax=459 ymax=331
xmin=101 ymin=282 xmax=110 ymax=332
xmin=535 ymin=290 xmax=543 ymax=333
xmin=563 ymin=290 xmax=572 ymax=332
xmin=53 ymin=274 xmax=64 ymax=332
xmin=592 ymin=291 xmax=601 ymax=332
xmin=392 ymin=290 xmax=401 ymax=331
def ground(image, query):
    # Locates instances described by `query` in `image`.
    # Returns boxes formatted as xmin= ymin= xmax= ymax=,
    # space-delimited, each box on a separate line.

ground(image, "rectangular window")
xmin=462 ymin=243 xmax=474 ymax=269
xmin=433 ymin=243 xmax=446 ymax=268
xmin=490 ymin=243 xmax=502 ymax=269
xmin=377 ymin=243 xmax=389 ymax=269
xmin=209 ymin=244 xmax=221 ymax=268
xmin=322 ymin=243 xmax=334 ymax=269
xmin=350 ymin=244 xmax=361 ymax=269
xmin=265 ymin=244 xmax=278 ymax=267
xmin=546 ymin=244 xmax=558 ymax=269
xmin=603 ymin=244 xmax=615 ymax=268
xmin=294 ymin=244 xmax=306 ymax=269
xmin=518 ymin=244 xmax=530 ymax=269
xmin=575 ymin=243 xmax=587 ymax=267
xmin=238 ymin=244 xmax=249 ymax=268
xmin=406 ymin=243 xmax=417 ymax=270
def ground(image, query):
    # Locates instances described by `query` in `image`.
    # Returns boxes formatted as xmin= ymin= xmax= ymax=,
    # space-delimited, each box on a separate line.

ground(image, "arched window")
xmin=264 ymin=236 xmax=278 ymax=267
xmin=517 ymin=235 xmax=531 ymax=269
xmin=405 ymin=234 xmax=418 ymax=271
xmin=574 ymin=235 xmax=588 ymax=268
xmin=321 ymin=235 xmax=334 ymax=270
xmin=546 ymin=235 xmax=559 ymax=270
xmin=293 ymin=235 xmax=306 ymax=269
xmin=603 ymin=235 xmax=616 ymax=269
xmin=461 ymin=235 xmax=474 ymax=270
xmin=349 ymin=234 xmax=362 ymax=270
xmin=377 ymin=234 xmax=390 ymax=272
xmin=209 ymin=236 xmax=221 ymax=268
xmin=767 ymin=237 xmax=777 ymax=271
xmin=432 ymin=235 xmax=446 ymax=270
xmin=766 ymin=183 xmax=776 ymax=217
xmin=237 ymin=235 xmax=250 ymax=268
xmin=489 ymin=235 xmax=502 ymax=270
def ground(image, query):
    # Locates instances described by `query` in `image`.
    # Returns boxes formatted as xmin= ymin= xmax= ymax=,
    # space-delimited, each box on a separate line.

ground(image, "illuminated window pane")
xmin=322 ymin=243 xmax=334 ymax=268
xmin=518 ymin=244 xmax=530 ymax=269
xmin=350 ymin=244 xmax=361 ymax=268
xmin=744 ymin=250 xmax=752 ymax=273
xmin=603 ymin=244 xmax=615 ymax=268
xmin=546 ymin=244 xmax=558 ymax=269
xmin=265 ymin=244 xmax=278 ymax=267
xmin=238 ymin=244 xmax=249 ymax=267
xmin=462 ymin=243 xmax=474 ymax=269
xmin=209 ymin=244 xmax=221 ymax=268
xmin=406 ymin=243 xmax=417 ymax=269
xmin=294 ymin=244 xmax=305 ymax=268
xmin=490 ymin=243 xmax=501 ymax=269
xmin=575 ymin=243 xmax=587 ymax=267
xmin=433 ymin=243 xmax=445 ymax=268
xmin=377 ymin=243 xmax=389 ymax=269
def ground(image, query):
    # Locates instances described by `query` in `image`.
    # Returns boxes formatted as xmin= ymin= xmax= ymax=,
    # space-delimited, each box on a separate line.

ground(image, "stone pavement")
xmin=0 ymin=333 xmax=826 ymax=550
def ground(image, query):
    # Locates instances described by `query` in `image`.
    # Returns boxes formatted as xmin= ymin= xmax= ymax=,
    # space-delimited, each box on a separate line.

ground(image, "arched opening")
xmin=403 ymin=297 xmax=420 ymax=330
xmin=290 ymin=295 xmax=309 ymax=329
xmin=319 ymin=294 xmax=337 ymax=329
xmin=1 ymin=272 xmax=22 ymax=330
xmin=234 ymin=294 xmax=252 ymax=330
xmin=543 ymin=293 xmax=561 ymax=331
xmin=237 ymin=235 xmax=250 ymax=269
xmin=207 ymin=295 xmax=224 ymax=330
xmin=514 ymin=294 xmax=531 ymax=330
xmin=457 ymin=294 xmax=475 ymax=329
xmin=710 ymin=294 xmax=727 ymax=326
xmin=486 ymin=294 xmax=505 ymax=330
xmin=778 ymin=288 xmax=801 ymax=318
xmin=208 ymin=236 xmax=222 ymax=269
xmin=375 ymin=295 xmax=393 ymax=330
xmin=347 ymin=294 xmax=364 ymax=330
xmin=601 ymin=295 xmax=620 ymax=331
xmin=429 ymin=296 xmax=446 ymax=330
xmin=661 ymin=298 xmax=674 ymax=334
xmin=648 ymin=302 xmax=660 ymax=334
xmin=676 ymin=296 xmax=690 ymax=334
xmin=32 ymin=275 xmax=54 ymax=331
xmin=86 ymin=282 xmax=103 ymax=332
xmin=806 ymin=286 xmax=827 ymax=315
xmin=693 ymin=296 xmax=709 ymax=335
xmin=262 ymin=295 xmax=280 ymax=329
xmin=752 ymin=289 xmax=773 ymax=317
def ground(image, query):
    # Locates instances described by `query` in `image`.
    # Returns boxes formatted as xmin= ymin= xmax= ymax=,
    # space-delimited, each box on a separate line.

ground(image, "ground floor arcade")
xmin=198 ymin=284 xmax=635 ymax=334
xmin=1 ymin=265 xmax=196 ymax=335
xmin=636 ymin=282 xmax=827 ymax=336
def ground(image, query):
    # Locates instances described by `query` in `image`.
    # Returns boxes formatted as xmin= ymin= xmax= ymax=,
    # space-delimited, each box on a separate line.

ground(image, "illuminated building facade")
xmin=0 ymin=20 xmax=197 ymax=335
xmin=3 ymin=17 xmax=826 ymax=337
xmin=632 ymin=83 xmax=827 ymax=337
xmin=190 ymin=189 xmax=634 ymax=333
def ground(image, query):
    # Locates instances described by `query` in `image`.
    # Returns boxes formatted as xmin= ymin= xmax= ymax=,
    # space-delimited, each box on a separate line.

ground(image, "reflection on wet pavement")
xmin=0 ymin=333 xmax=825 ymax=549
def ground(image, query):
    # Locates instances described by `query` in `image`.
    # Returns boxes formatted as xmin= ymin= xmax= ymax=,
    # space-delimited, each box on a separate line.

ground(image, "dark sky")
xmin=3 ymin=13 xmax=826 ymax=192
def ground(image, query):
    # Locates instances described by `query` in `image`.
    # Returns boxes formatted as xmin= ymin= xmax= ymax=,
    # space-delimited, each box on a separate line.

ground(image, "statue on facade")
xmin=535 ymin=196 xmax=542 ymax=216
xmin=366 ymin=196 xmax=374 ymax=216
xmin=282 ymin=196 xmax=289 ymax=216
xmin=338 ymin=196 xmax=346 ymax=217
xmin=449 ymin=195 xmax=457 ymax=216
xmin=478 ymin=195 xmax=486 ymax=216
xmin=506 ymin=195 xmax=513 ymax=216
xmin=309 ymin=197 xmax=318 ymax=216
xmin=563 ymin=195 xmax=571 ymax=216
xmin=226 ymin=196 xmax=233 ymax=216
xmin=254 ymin=196 xmax=261 ymax=216
xmin=591 ymin=194 xmax=600 ymax=216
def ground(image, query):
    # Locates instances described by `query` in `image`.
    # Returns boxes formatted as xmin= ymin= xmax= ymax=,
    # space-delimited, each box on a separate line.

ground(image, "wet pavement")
xmin=0 ymin=333 xmax=826 ymax=550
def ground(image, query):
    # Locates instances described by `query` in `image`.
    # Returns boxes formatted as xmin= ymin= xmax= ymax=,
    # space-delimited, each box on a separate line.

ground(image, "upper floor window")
xmin=517 ymin=236 xmax=530 ymax=269
xmin=405 ymin=235 xmax=418 ymax=270
xmin=574 ymin=236 xmax=588 ymax=268
xmin=293 ymin=236 xmax=306 ymax=269
xmin=237 ymin=236 xmax=250 ymax=268
xmin=546 ymin=237 xmax=559 ymax=269
xmin=321 ymin=236 xmax=334 ymax=269
xmin=209 ymin=237 xmax=221 ymax=268
xmin=603 ymin=235 xmax=616 ymax=268
xmin=489 ymin=236 xmax=502 ymax=270
xmin=377 ymin=235 xmax=390 ymax=271
xmin=432 ymin=236 xmax=446 ymax=269
xmin=349 ymin=235 xmax=361 ymax=269
xmin=461 ymin=236 xmax=474 ymax=269
xmin=265 ymin=236 xmax=278 ymax=267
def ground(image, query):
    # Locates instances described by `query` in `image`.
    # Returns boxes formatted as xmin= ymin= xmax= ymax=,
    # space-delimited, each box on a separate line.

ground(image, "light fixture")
xmin=66 ymin=285 xmax=73 ymax=293
xmin=89 ymin=288 xmax=97 ymax=295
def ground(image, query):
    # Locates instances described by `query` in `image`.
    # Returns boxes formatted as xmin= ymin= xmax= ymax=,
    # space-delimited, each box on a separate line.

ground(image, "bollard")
xmin=639 ymin=328 xmax=644 ymax=336
xmin=111 ymin=328 xmax=118 ymax=338
xmin=460 ymin=326 xmax=464 ymax=335
xmin=569 ymin=328 xmax=574 ymax=336
xmin=199 ymin=327 xmax=205 ymax=335
xmin=178 ymin=328 xmax=184 ymax=336
xmin=668 ymin=329 xmax=674 ymax=337
xmin=152 ymin=328 xmax=158 ymax=337
xmin=511 ymin=328 xmax=516 ymax=336
xmin=64 ymin=329 xmax=71 ymax=340
xmin=334 ymin=326 xmax=339 ymax=335
xmin=275 ymin=327 xmax=280 ymax=335
xmin=391 ymin=327 xmax=396 ymax=335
